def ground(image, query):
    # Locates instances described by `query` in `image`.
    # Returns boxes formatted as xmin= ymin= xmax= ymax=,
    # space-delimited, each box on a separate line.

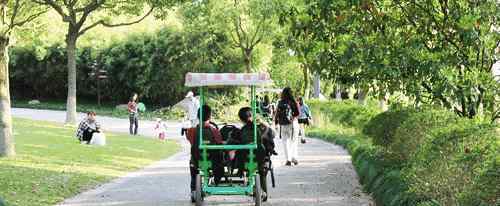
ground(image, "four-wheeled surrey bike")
xmin=185 ymin=72 xmax=276 ymax=206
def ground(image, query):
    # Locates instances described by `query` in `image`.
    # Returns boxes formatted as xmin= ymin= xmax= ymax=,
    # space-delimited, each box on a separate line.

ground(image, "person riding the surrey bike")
xmin=221 ymin=107 xmax=277 ymax=201
xmin=186 ymin=105 xmax=225 ymax=202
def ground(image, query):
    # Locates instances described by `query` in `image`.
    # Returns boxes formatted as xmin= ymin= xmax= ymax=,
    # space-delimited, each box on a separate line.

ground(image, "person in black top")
xmin=235 ymin=107 xmax=276 ymax=200
xmin=275 ymin=87 xmax=300 ymax=166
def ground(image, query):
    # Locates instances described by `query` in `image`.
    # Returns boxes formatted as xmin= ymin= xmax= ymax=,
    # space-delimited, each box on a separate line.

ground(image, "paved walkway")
xmin=12 ymin=108 xmax=373 ymax=206
xmin=11 ymin=108 xmax=183 ymax=139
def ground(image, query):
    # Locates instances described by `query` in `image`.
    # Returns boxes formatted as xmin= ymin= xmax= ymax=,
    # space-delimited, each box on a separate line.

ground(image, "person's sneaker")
xmin=285 ymin=161 xmax=292 ymax=166
xmin=301 ymin=138 xmax=306 ymax=144
xmin=191 ymin=191 xmax=196 ymax=203
xmin=292 ymin=159 xmax=299 ymax=165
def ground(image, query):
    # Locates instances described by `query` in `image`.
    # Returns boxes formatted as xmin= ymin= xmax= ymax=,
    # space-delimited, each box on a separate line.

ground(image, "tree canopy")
xmin=280 ymin=0 xmax=499 ymax=121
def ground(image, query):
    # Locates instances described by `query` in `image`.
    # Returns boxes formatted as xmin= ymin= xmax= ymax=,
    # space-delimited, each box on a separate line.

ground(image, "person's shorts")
xmin=298 ymin=118 xmax=310 ymax=125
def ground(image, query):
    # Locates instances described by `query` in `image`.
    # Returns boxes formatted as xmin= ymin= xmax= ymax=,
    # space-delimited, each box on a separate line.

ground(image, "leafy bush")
xmin=389 ymin=107 xmax=458 ymax=164
xmin=458 ymin=160 xmax=500 ymax=206
xmin=308 ymin=127 xmax=420 ymax=206
xmin=308 ymin=100 xmax=380 ymax=129
xmin=404 ymin=120 xmax=499 ymax=206
xmin=309 ymin=101 xmax=499 ymax=206
xmin=362 ymin=108 xmax=414 ymax=147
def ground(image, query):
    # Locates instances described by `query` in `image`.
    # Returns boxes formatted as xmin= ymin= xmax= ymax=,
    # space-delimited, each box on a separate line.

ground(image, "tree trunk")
xmin=335 ymin=83 xmax=342 ymax=101
xmin=0 ymin=37 xmax=14 ymax=157
xmin=357 ymin=88 xmax=368 ymax=105
xmin=347 ymin=88 xmax=354 ymax=99
xmin=302 ymin=64 xmax=310 ymax=99
xmin=244 ymin=49 xmax=252 ymax=73
xmin=379 ymin=93 xmax=389 ymax=111
xmin=65 ymin=32 xmax=78 ymax=125
xmin=313 ymin=72 xmax=321 ymax=99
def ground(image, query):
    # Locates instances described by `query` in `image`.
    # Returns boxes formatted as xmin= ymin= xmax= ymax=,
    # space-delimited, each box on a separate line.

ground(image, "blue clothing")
xmin=298 ymin=104 xmax=311 ymax=119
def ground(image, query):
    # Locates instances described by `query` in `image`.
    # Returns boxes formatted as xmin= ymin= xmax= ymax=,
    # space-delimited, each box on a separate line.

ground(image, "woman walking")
xmin=275 ymin=87 xmax=300 ymax=166
xmin=128 ymin=93 xmax=139 ymax=135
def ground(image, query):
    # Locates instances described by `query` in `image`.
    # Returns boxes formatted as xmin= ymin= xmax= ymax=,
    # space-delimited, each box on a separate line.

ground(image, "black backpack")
xmin=276 ymin=100 xmax=293 ymax=125
xmin=220 ymin=125 xmax=242 ymax=144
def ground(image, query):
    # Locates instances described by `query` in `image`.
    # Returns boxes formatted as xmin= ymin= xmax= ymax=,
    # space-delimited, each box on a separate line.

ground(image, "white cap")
xmin=156 ymin=118 xmax=161 ymax=122
xmin=185 ymin=91 xmax=194 ymax=98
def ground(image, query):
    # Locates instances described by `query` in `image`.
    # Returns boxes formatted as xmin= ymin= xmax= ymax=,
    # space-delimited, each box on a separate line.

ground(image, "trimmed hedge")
xmin=389 ymin=107 xmax=458 ymax=164
xmin=404 ymin=120 xmax=499 ymax=206
xmin=308 ymin=100 xmax=380 ymax=129
xmin=308 ymin=128 xmax=421 ymax=206
xmin=308 ymin=101 xmax=499 ymax=206
xmin=362 ymin=108 xmax=414 ymax=147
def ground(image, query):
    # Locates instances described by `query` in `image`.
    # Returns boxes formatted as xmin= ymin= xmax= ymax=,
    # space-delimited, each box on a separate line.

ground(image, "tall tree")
xmin=279 ymin=1 xmax=321 ymax=99
xmin=0 ymin=1 xmax=46 ymax=157
xmin=34 ymin=0 xmax=180 ymax=124
xmin=283 ymin=0 xmax=499 ymax=120
xmin=202 ymin=0 xmax=278 ymax=72
xmin=394 ymin=0 xmax=499 ymax=119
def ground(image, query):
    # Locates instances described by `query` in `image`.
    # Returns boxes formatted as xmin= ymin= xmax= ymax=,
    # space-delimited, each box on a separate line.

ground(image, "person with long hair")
xmin=275 ymin=87 xmax=300 ymax=166
xmin=128 ymin=93 xmax=139 ymax=135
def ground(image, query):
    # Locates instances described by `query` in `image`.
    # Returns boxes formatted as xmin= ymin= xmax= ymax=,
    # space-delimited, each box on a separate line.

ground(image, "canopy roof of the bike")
xmin=256 ymin=88 xmax=282 ymax=93
xmin=185 ymin=72 xmax=272 ymax=87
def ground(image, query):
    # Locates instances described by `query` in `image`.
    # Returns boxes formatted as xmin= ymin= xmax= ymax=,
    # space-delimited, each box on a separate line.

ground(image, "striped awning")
xmin=185 ymin=73 xmax=273 ymax=87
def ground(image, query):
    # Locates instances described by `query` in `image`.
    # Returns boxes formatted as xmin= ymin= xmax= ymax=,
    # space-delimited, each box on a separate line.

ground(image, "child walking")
xmin=154 ymin=118 xmax=167 ymax=141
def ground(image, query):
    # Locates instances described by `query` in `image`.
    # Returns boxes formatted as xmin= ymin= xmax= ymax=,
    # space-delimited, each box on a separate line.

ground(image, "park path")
xmin=11 ymin=108 xmax=373 ymax=206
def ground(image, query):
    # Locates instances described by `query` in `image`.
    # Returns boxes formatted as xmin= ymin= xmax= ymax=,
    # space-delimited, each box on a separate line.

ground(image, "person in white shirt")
xmin=186 ymin=91 xmax=200 ymax=128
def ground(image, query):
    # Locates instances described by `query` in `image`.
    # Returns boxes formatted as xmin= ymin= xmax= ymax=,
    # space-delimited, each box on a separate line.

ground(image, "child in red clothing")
xmin=154 ymin=118 xmax=167 ymax=141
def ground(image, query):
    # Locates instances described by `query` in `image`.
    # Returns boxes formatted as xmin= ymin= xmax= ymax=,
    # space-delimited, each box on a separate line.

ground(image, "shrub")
xmin=362 ymin=108 xmax=415 ymax=147
xmin=308 ymin=128 xmax=421 ymax=206
xmin=388 ymin=107 xmax=459 ymax=164
xmin=308 ymin=100 xmax=379 ymax=130
xmin=339 ymin=105 xmax=380 ymax=129
xmin=458 ymin=160 xmax=500 ymax=206
xmin=309 ymin=101 xmax=499 ymax=206
xmin=404 ymin=120 xmax=499 ymax=206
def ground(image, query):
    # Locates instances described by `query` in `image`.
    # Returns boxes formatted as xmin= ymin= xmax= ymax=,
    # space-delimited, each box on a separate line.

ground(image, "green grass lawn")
xmin=0 ymin=118 xmax=180 ymax=206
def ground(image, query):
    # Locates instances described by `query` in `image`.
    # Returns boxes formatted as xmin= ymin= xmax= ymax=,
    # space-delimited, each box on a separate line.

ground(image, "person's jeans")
xmin=129 ymin=114 xmax=138 ymax=135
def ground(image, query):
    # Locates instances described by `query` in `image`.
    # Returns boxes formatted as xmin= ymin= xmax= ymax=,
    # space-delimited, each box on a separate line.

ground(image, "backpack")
xmin=220 ymin=125 xmax=241 ymax=143
xmin=276 ymin=100 xmax=293 ymax=125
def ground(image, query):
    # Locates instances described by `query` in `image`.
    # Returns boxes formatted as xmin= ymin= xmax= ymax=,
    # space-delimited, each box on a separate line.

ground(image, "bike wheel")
xmin=195 ymin=174 xmax=203 ymax=206
xmin=254 ymin=174 xmax=262 ymax=206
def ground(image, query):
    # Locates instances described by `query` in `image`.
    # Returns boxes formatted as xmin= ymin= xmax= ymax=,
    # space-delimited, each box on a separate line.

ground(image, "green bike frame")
xmin=197 ymin=86 xmax=258 ymax=195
